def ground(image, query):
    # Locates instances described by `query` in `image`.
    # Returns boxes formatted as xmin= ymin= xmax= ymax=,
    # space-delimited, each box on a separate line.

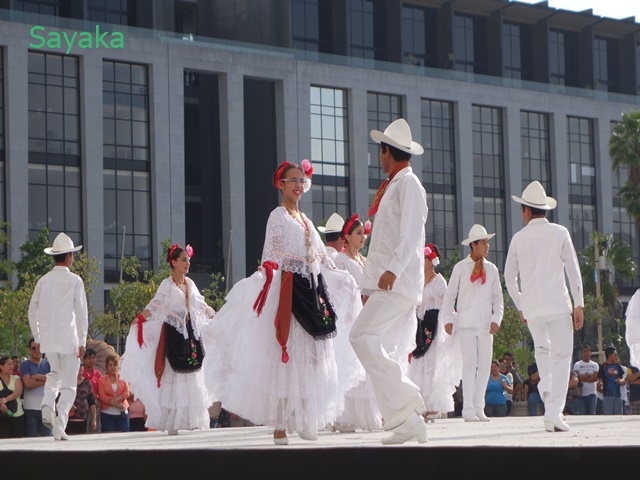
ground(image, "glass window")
xmin=88 ymin=0 xmax=135 ymax=26
xmin=473 ymin=105 xmax=506 ymax=268
xmin=310 ymin=86 xmax=350 ymax=221
xmin=454 ymin=15 xmax=487 ymax=74
xmin=28 ymin=52 xmax=82 ymax=241
xmin=421 ymin=99 xmax=457 ymax=262
xmin=0 ymin=49 xmax=5 ymax=260
xmin=103 ymin=60 xmax=151 ymax=279
xmin=367 ymin=92 xmax=402 ymax=204
xmin=567 ymin=116 xmax=596 ymax=252
xmin=520 ymin=111 xmax=551 ymax=197
xmin=291 ymin=0 xmax=333 ymax=53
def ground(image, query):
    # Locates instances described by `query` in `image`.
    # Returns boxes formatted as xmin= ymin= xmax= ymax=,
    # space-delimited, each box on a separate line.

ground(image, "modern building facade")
xmin=1 ymin=0 xmax=639 ymax=314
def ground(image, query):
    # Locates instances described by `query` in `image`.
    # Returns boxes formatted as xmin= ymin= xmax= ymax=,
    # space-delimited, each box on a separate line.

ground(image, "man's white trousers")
xmin=42 ymin=352 xmax=80 ymax=428
xmin=526 ymin=313 xmax=573 ymax=419
xmin=349 ymin=290 xmax=424 ymax=430
xmin=458 ymin=332 xmax=493 ymax=418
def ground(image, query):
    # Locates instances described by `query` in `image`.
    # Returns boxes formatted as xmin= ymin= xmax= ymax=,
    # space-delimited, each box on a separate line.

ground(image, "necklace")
xmin=346 ymin=248 xmax=364 ymax=268
xmin=425 ymin=271 xmax=437 ymax=285
xmin=281 ymin=203 xmax=314 ymax=264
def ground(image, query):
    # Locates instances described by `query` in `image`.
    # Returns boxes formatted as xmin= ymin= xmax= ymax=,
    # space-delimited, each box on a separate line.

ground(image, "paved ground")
xmin=5 ymin=415 xmax=640 ymax=451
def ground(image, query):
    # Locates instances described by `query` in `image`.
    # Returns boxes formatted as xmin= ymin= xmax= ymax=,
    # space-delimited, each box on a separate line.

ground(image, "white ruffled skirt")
xmin=121 ymin=320 xmax=213 ymax=432
xmin=203 ymin=268 xmax=362 ymax=435
xmin=407 ymin=311 xmax=463 ymax=414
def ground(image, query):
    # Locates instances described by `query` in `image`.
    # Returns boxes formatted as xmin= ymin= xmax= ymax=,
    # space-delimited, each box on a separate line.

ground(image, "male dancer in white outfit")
xmin=504 ymin=181 xmax=583 ymax=432
xmin=28 ymin=232 xmax=88 ymax=441
xmin=350 ymin=118 xmax=429 ymax=445
xmin=317 ymin=212 xmax=344 ymax=262
xmin=441 ymin=224 xmax=503 ymax=422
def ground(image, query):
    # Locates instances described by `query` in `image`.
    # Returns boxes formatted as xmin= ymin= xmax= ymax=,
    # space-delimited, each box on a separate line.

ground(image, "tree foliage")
xmin=609 ymin=110 xmax=640 ymax=224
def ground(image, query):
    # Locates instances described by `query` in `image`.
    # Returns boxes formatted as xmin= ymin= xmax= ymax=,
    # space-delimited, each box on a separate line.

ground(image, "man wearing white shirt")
xmin=504 ymin=181 xmax=584 ymax=433
xmin=317 ymin=213 xmax=344 ymax=262
xmin=350 ymin=118 xmax=428 ymax=445
xmin=29 ymin=232 xmax=88 ymax=441
xmin=573 ymin=344 xmax=599 ymax=415
xmin=441 ymin=224 xmax=503 ymax=422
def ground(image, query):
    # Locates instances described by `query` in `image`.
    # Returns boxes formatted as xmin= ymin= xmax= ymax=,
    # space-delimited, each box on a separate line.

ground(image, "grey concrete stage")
xmin=4 ymin=416 xmax=639 ymax=478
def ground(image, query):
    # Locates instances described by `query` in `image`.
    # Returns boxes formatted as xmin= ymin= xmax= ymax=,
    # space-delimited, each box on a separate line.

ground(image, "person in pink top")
xmin=82 ymin=348 xmax=101 ymax=400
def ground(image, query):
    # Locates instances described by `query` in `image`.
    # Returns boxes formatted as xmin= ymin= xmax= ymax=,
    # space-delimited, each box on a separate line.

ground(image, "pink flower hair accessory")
xmin=300 ymin=159 xmax=313 ymax=193
xmin=185 ymin=244 xmax=194 ymax=258
xmin=364 ymin=220 xmax=372 ymax=235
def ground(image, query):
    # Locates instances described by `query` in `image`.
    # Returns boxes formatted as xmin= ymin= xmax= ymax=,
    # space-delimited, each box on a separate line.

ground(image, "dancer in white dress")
xmin=121 ymin=245 xmax=216 ymax=434
xmin=204 ymin=160 xmax=360 ymax=445
xmin=333 ymin=215 xmax=382 ymax=432
xmin=408 ymin=244 xmax=462 ymax=421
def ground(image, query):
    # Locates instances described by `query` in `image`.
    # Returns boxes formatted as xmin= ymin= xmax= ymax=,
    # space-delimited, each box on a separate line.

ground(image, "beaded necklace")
xmin=346 ymin=248 xmax=365 ymax=268
xmin=281 ymin=204 xmax=314 ymax=264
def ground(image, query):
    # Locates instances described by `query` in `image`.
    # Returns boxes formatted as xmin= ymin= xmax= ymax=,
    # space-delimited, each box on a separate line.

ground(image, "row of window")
xmin=308 ymin=86 xmax=637 ymax=273
xmin=292 ymin=0 xmax=638 ymax=94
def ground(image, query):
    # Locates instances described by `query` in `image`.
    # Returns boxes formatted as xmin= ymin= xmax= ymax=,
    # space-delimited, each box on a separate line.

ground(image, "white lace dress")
xmin=120 ymin=277 xmax=215 ymax=432
xmin=203 ymin=206 xmax=361 ymax=435
xmin=407 ymin=274 xmax=463 ymax=414
xmin=333 ymin=252 xmax=382 ymax=431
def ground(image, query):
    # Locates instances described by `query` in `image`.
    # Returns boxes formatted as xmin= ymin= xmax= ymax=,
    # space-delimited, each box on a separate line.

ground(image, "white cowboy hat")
xmin=370 ymin=118 xmax=424 ymax=155
xmin=317 ymin=213 xmax=345 ymax=234
xmin=44 ymin=232 xmax=83 ymax=255
xmin=511 ymin=181 xmax=557 ymax=210
xmin=461 ymin=224 xmax=495 ymax=246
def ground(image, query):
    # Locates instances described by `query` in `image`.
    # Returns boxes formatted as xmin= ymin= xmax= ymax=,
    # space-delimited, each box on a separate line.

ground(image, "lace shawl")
xmin=145 ymin=277 xmax=214 ymax=340
xmin=261 ymin=206 xmax=331 ymax=280
xmin=417 ymin=274 xmax=447 ymax=318
xmin=334 ymin=252 xmax=364 ymax=288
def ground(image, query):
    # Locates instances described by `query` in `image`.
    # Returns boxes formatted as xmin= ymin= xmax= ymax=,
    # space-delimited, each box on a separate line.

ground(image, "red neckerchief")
xmin=367 ymin=161 xmax=410 ymax=217
xmin=469 ymin=253 xmax=486 ymax=285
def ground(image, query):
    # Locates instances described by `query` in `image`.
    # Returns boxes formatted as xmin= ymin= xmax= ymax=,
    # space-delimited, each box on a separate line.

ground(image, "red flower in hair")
xmin=301 ymin=159 xmax=313 ymax=178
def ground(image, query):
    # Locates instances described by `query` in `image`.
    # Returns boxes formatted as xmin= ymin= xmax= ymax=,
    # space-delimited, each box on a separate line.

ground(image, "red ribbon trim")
xmin=253 ymin=261 xmax=279 ymax=316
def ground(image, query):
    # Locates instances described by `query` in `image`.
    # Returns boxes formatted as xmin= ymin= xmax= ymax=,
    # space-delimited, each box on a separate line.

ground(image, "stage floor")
xmin=4 ymin=416 xmax=639 ymax=478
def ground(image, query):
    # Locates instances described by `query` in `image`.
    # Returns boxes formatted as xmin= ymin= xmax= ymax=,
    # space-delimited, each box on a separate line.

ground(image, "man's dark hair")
xmin=581 ymin=344 xmax=591 ymax=351
xmin=521 ymin=204 xmax=547 ymax=217
xmin=28 ymin=338 xmax=35 ymax=348
xmin=380 ymin=142 xmax=411 ymax=162
xmin=325 ymin=232 xmax=341 ymax=243
xmin=604 ymin=346 xmax=617 ymax=359
xmin=53 ymin=252 xmax=68 ymax=263
xmin=84 ymin=348 xmax=96 ymax=359
xmin=503 ymin=352 xmax=513 ymax=359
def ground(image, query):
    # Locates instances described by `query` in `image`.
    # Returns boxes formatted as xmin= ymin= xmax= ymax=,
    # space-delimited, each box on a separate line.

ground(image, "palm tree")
xmin=609 ymin=110 xmax=640 ymax=225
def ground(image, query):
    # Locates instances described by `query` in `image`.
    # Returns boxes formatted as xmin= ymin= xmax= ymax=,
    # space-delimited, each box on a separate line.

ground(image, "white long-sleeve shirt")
xmin=360 ymin=166 xmax=428 ymax=304
xmin=441 ymin=256 xmax=503 ymax=333
xmin=504 ymin=218 xmax=583 ymax=320
xmin=28 ymin=265 xmax=88 ymax=354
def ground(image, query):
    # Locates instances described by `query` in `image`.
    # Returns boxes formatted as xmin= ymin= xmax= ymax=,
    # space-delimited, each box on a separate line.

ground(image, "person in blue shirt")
xmin=484 ymin=360 xmax=512 ymax=417
xmin=597 ymin=346 xmax=626 ymax=415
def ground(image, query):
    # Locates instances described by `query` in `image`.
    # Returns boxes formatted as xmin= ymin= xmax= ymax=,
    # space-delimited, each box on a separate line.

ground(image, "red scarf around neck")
xmin=367 ymin=161 xmax=410 ymax=217
xmin=469 ymin=253 xmax=486 ymax=284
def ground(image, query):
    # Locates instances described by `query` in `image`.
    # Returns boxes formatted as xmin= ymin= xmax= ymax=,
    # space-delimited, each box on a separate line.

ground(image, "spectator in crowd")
xmin=19 ymin=339 xmax=51 ymax=437
xmin=573 ymin=345 xmax=599 ymax=415
xmin=502 ymin=352 xmax=522 ymax=402
xmin=66 ymin=364 xmax=96 ymax=435
xmin=597 ymin=346 xmax=626 ymax=415
xmin=524 ymin=363 xmax=545 ymax=416
xmin=82 ymin=348 xmax=101 ymax=400
xmin=11 ymin=356 xmax=20 ymax=376
xmin=0 ymin=356 xmax=25 ymax=438
xmin=484 ymin=360 xmax=512 ymax=417
xmin=98 ymin=356 xmax=130 ymax=432
xmin=626 ymin=364 xmax=640 ymax=415
xmin=127 ymin=393 xmax=147 ymax=432
xmin=499 ymin=362 xmax=514 ymax=415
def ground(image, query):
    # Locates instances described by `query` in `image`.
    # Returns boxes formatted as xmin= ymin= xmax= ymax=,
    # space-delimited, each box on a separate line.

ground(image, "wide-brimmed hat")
xmin=512 ymin=181 xmax=557 ymax=210
xmin=461 ymin=224 xmax=495 ymax=246
xmin=370 ymin=118 xmax=424 ymax=155
xmin=317 ymin=213 xmax=345 ymax=234
xmin=44 ymin=232 xmax=83 ymax=255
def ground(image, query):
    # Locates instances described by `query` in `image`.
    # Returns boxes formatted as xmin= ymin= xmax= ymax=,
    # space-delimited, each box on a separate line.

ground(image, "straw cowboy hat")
xmin=370 ymin=118 xmax=424 ymax=155
xmin=511 ymin=180 xmax=557 ymax=210
xmin=317 ymin=213 xmax=345 ymax=234
xmin=461 ymin=224 xmax=495 ymax=246
xmin=44 ymin=232 xmax=83 ymax=255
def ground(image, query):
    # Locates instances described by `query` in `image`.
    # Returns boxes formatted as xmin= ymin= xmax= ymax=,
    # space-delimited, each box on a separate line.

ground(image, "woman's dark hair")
xmin=0 ymin=356 xmax=10 ymax=366
xmin=105 ymin=355 xmax=119 ymax=368
xmin=491 ymin=359 xmax=501 ymax=368
xmin=380 ymin=142 xmax=411 ymax=162
xmin=272 ymin=162 xmax=300 ymax=188
xmin=167 ymin=246 xmax=185 ymax=267
xmin=84 ymin=348 xmax=96 ymax=359
xmin=344 ymin=219 xmax=363 ymax=236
